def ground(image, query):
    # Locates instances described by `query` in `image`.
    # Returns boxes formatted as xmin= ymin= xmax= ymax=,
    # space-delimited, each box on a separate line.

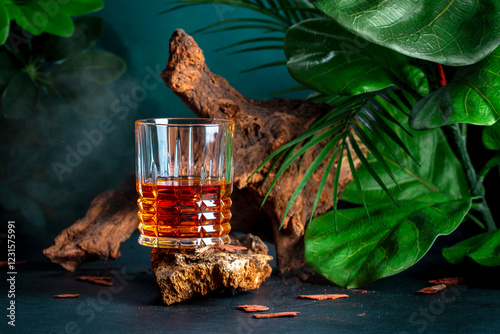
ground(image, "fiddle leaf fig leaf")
xmin=306 ymin=194 xmax=471 ymax=288
xmin=313 ymin=0 xmax=500 ymax=66
xmin=483 ymin=120 xmax=500 ymax=150
xmin=284 ymin=18 xmax=429 ymax=97
xmin=443 ymin=229 xmax=500 ymax=266
xmin=410 ymin=47 xmax=500 ymax=130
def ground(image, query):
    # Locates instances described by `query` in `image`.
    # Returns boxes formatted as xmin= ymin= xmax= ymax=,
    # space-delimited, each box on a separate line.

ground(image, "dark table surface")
xmin=2 ymin=230 xmax=500 ymax=334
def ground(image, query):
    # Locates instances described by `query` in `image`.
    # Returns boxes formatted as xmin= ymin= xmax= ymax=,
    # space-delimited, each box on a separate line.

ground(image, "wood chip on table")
xmin=416 ymin=284 xmax=447 ymax=294
xmin=214 ymin=245 xmax=247 ymax=252
xmin=53 ymin=294 xmax=79 ymax=298
xmin=0 ymin=260 xmax=27 ymax=268
xmin=358 ymin=313 xmax=366 ymax=317
xmin=253 ymin=312 xmax=299 ymax=319
xmin=76 ymin=276 xmax=114 ymax=286
xmin=237 ymin=305 xmax=270 ymax=312
xmin=428 ymin=277 xmax=465 ymax=285
xmin=297 ymin=294 xmax=349 ymax=300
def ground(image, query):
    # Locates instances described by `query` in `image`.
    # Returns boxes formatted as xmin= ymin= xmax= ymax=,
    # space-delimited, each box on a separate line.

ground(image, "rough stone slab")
xmin=151 ymin=234 xmax=273 ymax=305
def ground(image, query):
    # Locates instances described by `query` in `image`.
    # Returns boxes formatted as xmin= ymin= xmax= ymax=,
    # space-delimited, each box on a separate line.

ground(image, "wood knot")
xmin=218 ymin=99 xmax=240 ymax=117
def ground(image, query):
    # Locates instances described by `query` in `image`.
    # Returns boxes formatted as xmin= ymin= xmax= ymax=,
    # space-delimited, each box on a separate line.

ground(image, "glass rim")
xmin=135 ymin=118 xmax=234 ymax=127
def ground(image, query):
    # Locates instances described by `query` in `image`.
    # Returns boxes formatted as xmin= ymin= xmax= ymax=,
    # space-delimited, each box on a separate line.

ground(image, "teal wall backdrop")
xmin=0 ymin=1 xmax=302 ymax=242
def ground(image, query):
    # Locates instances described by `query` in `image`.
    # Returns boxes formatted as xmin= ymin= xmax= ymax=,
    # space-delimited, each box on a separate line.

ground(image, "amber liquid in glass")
xmin=137 ymin=177 xmax=232 ymax=248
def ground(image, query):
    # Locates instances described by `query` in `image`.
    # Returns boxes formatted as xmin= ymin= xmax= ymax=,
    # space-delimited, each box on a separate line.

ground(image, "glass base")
xmin=138 ymin=234 xmax=230 ymax=249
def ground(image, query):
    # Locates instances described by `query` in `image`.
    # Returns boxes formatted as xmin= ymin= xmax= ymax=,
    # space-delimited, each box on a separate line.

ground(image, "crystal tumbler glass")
xmin=135 ymin=118 xmax=234 ymax=248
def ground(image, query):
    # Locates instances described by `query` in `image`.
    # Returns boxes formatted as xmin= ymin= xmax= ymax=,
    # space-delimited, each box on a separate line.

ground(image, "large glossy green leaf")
xmin=2 ymin=73 xmax=38 ymax=119
xmin=305 ymin=108 xmax=471 ymax=288
xmin=0 ymin=3 xmax=9 ymax=45
xmin=52 ymin=78 xmax=116 ymax=117
xmin=483 ymin=120 xmax=500 ymax=150
xmin=50 ymin=50 xmax=126 ymax=85
xmin=38 ymin=17 xmax=103 ymax=62
xmin=443 ymin=229 xmax=500 ymax=266
xmin=342 ymin=114 xmax=470 ymax=204
xmin=284 ymin=18 xmax=429 ymax=97
xmin=410 ymin=47 xmax=500 ymax=130
xmin=306 ymin=194 xmax=471 ymax=288
xmin=313 ymin=0 xmax=500 ymax=66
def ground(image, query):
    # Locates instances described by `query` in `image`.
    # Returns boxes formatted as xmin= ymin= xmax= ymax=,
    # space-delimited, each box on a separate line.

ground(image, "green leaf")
xmin=284 ymin=18 xmax=428 ymax=97
xmin=50 ymin=50 xmax=126 ymax=85
xmin=305 ymin=193 xmax=471 ymax=288
xmin=443 ymin=229 xmax=500 ymax=266
xmin=2 ymin=72 xmax=38 ymax=119
xmin=0 ymin=3 xmax=9 ymax=45
xmin=313 ymin=0 xmax=500 ymax=66
xmin=42 ymin=8 xmax=73 ymax=37
xmin=483 ymin=120 xmax=500 ymax=150
xmin=305 ymin=106 xmax=472 ymax=287
xmin=52 ymin=78 xmax=116 ymax=117
xmin=14 ymin=6 xmax=48 ymax=36
xmin=12 ymin=0 xmax=103 ymax=37
xmin=38 ymin=17 xmax=103 ymax=62
xmin=0 ymin=52 xmax=19 ymax=89
xmin=410 ymin=47 xmax=500 ymax=130
xmin=59 ymin=0 xmax=105 ymax=16
xmin=343 ymin=114 xmax=470 ymax=205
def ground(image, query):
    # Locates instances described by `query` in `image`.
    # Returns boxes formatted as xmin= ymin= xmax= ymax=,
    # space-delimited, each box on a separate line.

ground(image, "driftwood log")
xmin=43 ymin=29 xmax=359 ymax=273
xmin=43 ymin=174 xmax=138 ymax=271
xmin=152 ymin=234 xmax=272 ymax=305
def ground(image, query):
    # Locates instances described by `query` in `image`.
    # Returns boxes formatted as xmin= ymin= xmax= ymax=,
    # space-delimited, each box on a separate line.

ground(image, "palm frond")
xmin=251 ymin=87 xmax=418 ymax=227
xmin=162 ymin=0 xmax=321 ymax=72
xmin=191 ymin=18 xmax=289 ymax=35
xmin=215 ymin=36 xmax=284 ymax=52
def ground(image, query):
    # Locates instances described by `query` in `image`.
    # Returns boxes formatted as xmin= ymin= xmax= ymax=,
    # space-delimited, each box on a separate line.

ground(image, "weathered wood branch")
xmin=162 ymin=29 xmax=358 ymax=273
xmin=44 ymin=29 xmax=359 ymax=273
xmin=43 ymin=174 xmax=138 ymax=271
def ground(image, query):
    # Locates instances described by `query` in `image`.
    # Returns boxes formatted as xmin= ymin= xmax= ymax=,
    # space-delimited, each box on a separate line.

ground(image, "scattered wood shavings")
xmin=416 ymin=284 xmax=447 ymax=294
xmin=237 ymin=305 xmax=269 ymax=312
xmin=428 ymin=277 xmax=465 ymax=285
xmin=214 ymin=245 xmax=247 ymax=252
xmin=297 ymin=294 xmax=349 ymax=300
xmin=358 ymin=313 xmax=366 ymax=317
xmin=76 ymin=276 xmax=114 ymax=286
xmin=253 ymin=312 xmax=299 ymax=319
xmin=53 ymin=294 xmax=79 ymax=298
xmin=0 ymin=260 xmax=27 ymax=267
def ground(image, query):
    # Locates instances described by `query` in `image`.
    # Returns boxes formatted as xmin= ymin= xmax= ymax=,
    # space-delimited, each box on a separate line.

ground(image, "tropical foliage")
xmin=164 ymin=0 xmax=500 ymax=287
xmin=0 ymin=2 xmax=125 ymax=227
xmin=0 ymin=0 xmax=104 ymax=44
